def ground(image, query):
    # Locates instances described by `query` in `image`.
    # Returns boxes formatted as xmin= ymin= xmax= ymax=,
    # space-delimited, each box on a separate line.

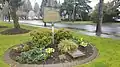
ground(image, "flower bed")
xmin=4 ymin=28 xmax=98 ymax=67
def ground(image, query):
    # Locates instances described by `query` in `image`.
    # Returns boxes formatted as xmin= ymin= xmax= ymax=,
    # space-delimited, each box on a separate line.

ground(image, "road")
xmin=12 ymin=20 xmax=120 ymax=39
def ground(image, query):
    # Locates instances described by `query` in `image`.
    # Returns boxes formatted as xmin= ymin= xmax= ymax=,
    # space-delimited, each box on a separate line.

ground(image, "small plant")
xmin=45 ymin=48 xmax=55 ymax=54
xmin=12 ymin=44 xmax=31 ymax=52
xmin=12 ymin=46 xmax=22 ymax=52
xmin=21 ymin=44 xmax=31 ymax=52
xmin=16 ymin=48 xmax=50 ymax=64
xmin=80 ymin=41 xmax=88 ymax=47
xmin=30 ymin=30 xmax=52 ymax=48
xmin=58 ymin=39 xmax=78 ymax=53
xmin=55 ymin=28 xmax=73 ymax=43
xmin=73 ymin=37 xmax=89 ymax=47
xmin=79 ymin=38 xmax=89 ymax=47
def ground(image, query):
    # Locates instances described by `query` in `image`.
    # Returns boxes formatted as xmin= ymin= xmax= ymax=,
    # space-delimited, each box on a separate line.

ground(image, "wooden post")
xmin=52 ymin=22 xmax=54 ymax=45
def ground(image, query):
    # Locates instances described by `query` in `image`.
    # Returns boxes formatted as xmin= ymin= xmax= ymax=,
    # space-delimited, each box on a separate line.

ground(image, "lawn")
xmin=0 ymin=21 xmax=120 ymax=67
xmin=60 ymin=21 xmax=120 ymax=25
xmin=0 ymin=21 xmax=38 ymax=67
xmin=73 ymin=33 xmax=120 ymax=67
xmin=60 ymin=21 xmax=95 ymax=25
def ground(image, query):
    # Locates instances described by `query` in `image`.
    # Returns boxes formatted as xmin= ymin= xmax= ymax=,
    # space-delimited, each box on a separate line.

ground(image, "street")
xmin=11 ymin=20 xmax=120 ymax=39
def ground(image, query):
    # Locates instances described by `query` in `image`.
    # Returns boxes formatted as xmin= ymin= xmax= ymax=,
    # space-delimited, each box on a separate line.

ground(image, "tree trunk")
xmin=79 ymin=12 xmax=83 ymax=21
xmin=1 ymin=14 xmax=4 ymax=21
xmin=8 ymin=11 xmax=10 ymax=22
xmin=68 ymin=13 xmax=71 ymax=21
xmin=96 ymin=0 xmax=104 ymax=36
xmin=72 ymin=8 xmax=75 ymax=22
xmin=11 ymin=9 xmax=20 ymax=29
xmin=44 ymin=22 xmax=47 ymax=27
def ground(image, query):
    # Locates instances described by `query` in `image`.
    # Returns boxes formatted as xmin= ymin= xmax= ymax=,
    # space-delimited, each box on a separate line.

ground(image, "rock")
xmin=89 ymin=52 xmax=93 ymax=55
xmin=68 ymin=49 xmax=85 ymax=58
xmin=59 ymin=54 xmax=66 ymax=60
xmin=65 ymin=60 xmax=69 ymax=63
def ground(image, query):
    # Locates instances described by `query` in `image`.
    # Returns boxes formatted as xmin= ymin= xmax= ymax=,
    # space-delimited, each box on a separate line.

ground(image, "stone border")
xmin=3 ymin=45 xmax=98 ymax=67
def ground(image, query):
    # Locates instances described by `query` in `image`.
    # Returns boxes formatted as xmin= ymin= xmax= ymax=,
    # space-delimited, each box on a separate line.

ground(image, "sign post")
xmin=52 ymin=22 xmax=54 ymax=44
xmin=43 ymin=7 xmax=61 ymax=45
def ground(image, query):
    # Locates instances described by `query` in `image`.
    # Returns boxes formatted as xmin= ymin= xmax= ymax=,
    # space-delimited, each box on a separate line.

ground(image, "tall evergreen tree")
xmin=34 ymin=2 xmax=39 ymax=13
xmin=22 ymin=0 xmax=32 ymax=13
xmin=60 ymin=0 xmax=91 ymax=21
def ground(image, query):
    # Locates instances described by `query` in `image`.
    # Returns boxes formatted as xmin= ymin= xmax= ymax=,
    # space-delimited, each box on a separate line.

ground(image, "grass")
xmin=59 ymin=21 xmax=95 ymax=25
xmin=73 ymin=33 xmax=120 ymax=67
xmin=0 ymin=21 xmax=38 ymax=67
xmin=59 ymin=21 xmax=120 ymax=25
xmin=0 ymin=21 xmax=120 ymax=67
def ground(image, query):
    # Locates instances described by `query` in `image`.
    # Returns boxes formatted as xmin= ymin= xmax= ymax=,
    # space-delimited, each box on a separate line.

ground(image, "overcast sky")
xmin=30 ymin=0 xmax=111 ymax=8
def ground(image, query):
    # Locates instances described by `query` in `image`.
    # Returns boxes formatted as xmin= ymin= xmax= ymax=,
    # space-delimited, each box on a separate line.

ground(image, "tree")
xmin=75 ymin=0 xmax=91 ymax=21
xmin=18 ymin=0 xmax=32 ymax=19
xmin=2 ymin=1 xmax=9 ymax=21
xmin=60 ymin=1 xmax=74 ymax=21
xmin=9 ymin=0 xmax=24 ymax=29
xmin=91 ymin=0 xmax=120 ymax=36
xmin=96 ymin=0 xmax=104 ymax=36
xmin=60 ymin=0 xmax=92 ymax=21
xmin=0 ymin=0 xmax=10 ymax=21
xmin=22 ymin=0 xmax=32 ymax=13
xmin=91 ymin=1 xmax=120 ymax=23
xmin=28 ymin=10 xmax=35 ymax=19
xmin=34 ymin=2 xmax=39 ymax=13
xmin=103 ymin=0 xmax=120 ymax=22
xmin=41 ymin=0 xmax=46 ymax=27
xmin=0 ymin=0 xmax=2 ymax=3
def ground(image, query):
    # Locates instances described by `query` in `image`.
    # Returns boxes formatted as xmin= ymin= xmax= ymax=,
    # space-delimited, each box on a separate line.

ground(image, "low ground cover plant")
xmin=16 ymin=48 xmax=54 ymax=64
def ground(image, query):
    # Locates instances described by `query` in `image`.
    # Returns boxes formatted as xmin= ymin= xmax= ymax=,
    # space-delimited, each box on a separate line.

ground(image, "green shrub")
xmin=21 ymin=44 xmax=31 ymax=52
xmin=30 ymin=30 xmax=52 ymax=48
xmin=73 ymin=37 xmax=89 ymax=47
xmin=58 ymin=39 xmax=78 ymax=53
xmin=16 ymin=48 xmax=54 ymax=64
xmin=55 ymin=28 xmax=73 ymax=43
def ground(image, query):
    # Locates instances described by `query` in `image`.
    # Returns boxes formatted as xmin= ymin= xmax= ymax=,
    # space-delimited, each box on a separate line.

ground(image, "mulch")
xmin=0 ymin=28 xmax=30 ymax=35
xmin=0 ymin=26 xmax=8 ymax=28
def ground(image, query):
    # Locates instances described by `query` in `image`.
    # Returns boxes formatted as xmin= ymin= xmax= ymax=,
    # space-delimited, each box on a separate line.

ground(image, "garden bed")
xmin=9 ymin=42 xmax=95 ymax=64
xmin=4 ymin=44 xmax=98 ymax=67
xmin=0 ymin=26 xmax=8 ymax=28
xmin=0 ymin=28 xmax=30 ymax=35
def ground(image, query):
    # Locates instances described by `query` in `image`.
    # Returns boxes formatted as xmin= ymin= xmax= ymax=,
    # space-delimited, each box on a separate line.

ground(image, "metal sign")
xmin=43 ymin=7 xmax=61 ymax=45
xmin=43 ymin=7 xmax=61 ymax=22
